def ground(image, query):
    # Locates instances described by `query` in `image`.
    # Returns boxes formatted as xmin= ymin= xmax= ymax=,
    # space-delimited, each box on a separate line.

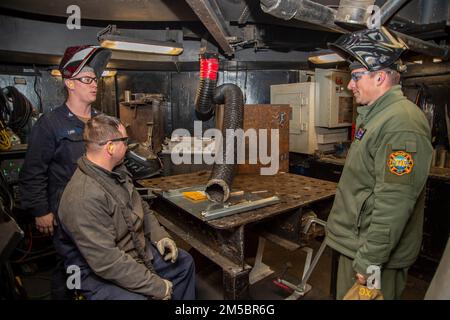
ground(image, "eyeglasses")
xmin=85 ymin=137 xmax=130 ymax=146
xmin=350 ymin=69 xmax=393 ymax=82
xmin=350 ymin=71 xmax=372 ymax=82
xmin=70 ymin=76 xmax=98 ymax=84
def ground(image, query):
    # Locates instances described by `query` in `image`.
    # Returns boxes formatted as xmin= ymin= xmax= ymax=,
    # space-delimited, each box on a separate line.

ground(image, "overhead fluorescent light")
xmin=98 ymin=34 xmax=183 ymax=56
xmin=51 ymin=69 xmax=62 ymax=77
xmin=308 ymin=53 xmax=345 ymax=64
xmin=102 ymin=70 xmax=117 ymax=77
xmin=433 ymin=58 xmax=442 ymax=63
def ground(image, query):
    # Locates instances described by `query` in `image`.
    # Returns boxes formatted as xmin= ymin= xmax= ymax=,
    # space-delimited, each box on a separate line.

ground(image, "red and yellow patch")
xmin=388 ymin=151 xmax=414 ymax=176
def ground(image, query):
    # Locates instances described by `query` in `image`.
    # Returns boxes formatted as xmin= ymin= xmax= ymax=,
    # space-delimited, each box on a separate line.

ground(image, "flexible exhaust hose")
xmin=194 ymin=54 xmax=244 ymax=203
xmin=195 ymin=53 xmax=219 ymax=121
xmin=206 ymin=84 xmax=244 ymax=203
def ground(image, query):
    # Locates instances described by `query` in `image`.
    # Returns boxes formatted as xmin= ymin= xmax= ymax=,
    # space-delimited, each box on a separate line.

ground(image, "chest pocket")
xmin=346 ymin=136 xmax=376 ymax=179
xmin=130 ymin=191 xmax=144 ymax=227
xmin=384 ymin=141 xmax=416 ymax=185
xmin=56 ymin=127 xmax=84 ymax=142
xmin=115 ymin=189 xmax=144 ymax=240
xmin=55 ymin=128 xmax=85 ymax=165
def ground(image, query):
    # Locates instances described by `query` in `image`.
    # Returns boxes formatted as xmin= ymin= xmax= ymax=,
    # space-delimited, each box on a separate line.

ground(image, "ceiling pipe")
xmin=380 ymin=0 xmax=412 ymax=26
xmin=260 ymin=0 xmax=449 ymax=60
xmin=392 ymin=30 xmax=449 ymax=60
xmin=335 ymin=0 xmax=375 ymax=30
xmin=260 ymin=0 xmax=346 ymax=33
xmin=185 ymin=0 xmax=235 ymax=56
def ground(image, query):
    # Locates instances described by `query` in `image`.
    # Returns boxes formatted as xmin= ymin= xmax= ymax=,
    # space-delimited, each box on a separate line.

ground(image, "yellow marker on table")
xmin=182 ymin=191 xmax=207 ymax=201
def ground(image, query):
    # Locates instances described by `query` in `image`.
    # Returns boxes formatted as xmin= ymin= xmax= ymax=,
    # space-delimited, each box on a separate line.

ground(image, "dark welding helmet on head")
xmin=59 ymin=45 xmax=112 ymax=79
xmin=328 ymin=27 xmax=408 ymax=73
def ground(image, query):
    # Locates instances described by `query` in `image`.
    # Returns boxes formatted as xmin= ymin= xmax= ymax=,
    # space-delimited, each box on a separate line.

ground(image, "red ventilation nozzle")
xmin=200 ymin=57 xmax=219 ymax=81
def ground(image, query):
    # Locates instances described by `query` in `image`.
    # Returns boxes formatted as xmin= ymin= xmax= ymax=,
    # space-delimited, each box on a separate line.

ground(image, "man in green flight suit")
xmin=325 ymin=27 xmax=433 ymax=300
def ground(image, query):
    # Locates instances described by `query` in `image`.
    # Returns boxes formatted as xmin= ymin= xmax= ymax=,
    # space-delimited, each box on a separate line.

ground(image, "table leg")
xmin=223 ymin=267 xmax=251 ymax=300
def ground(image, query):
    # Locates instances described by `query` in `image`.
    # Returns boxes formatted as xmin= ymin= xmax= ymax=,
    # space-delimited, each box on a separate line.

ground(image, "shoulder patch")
xmin=387 ymin=151 xmax=414 ymax=176
xmin=355 ymin=127 xmax=366 ymax=140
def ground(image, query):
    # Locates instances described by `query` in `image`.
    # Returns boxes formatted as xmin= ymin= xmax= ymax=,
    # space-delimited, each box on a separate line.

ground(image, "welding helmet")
xmin=328 ymin=27 xmax=408 ymax=72
xmin=59 ymin=45 xmax=112 ymax=79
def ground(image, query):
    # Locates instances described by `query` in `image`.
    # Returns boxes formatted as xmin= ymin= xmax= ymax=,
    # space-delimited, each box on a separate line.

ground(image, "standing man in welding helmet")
xmin=325 ymin=27 xmax=433 ymax=299
xmin=19 ymin=45 xmax=111 ymax=299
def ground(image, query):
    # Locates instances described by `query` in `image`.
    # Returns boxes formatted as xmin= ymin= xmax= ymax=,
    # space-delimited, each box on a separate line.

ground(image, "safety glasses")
xmin=350 ymin=69 xmax=393 ymax=82
xmin=70 ymin=76 xmax=98 ymax=84
xmin=85 ymin=137 xmax=130 ymax=146
xmin=350 ymin=71 xmax=372 ymax=82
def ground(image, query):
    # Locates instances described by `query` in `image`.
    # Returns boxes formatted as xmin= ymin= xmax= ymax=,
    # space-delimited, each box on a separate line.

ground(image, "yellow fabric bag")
xmin=343 ymin=283 xmax=384 ymax=300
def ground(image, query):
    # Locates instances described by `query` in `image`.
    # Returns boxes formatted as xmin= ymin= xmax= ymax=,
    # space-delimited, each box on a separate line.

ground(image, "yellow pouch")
xmin=343 ymin=283 xmax=384 ymax=300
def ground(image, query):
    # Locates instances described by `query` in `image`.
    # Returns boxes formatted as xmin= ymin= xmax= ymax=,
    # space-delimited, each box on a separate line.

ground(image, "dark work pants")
xmin=51 ymin=227 xmax=73 ymax=300
xmin=82 ymin=243 xmax=196 ymax=300
xmin=51 ymin=256 xmax=73 ymax=300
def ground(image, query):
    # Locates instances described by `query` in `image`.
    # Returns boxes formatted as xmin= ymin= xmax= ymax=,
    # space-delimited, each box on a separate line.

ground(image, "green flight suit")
xmin=325 ymin=85 xmax=433 ymax=299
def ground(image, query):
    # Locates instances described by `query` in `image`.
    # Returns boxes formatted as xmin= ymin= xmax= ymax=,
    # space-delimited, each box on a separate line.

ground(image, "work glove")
xmin=156 ymin=238 xmax=178 ymax=263
xmin=162 ymin=279 xmax=173 ymax=300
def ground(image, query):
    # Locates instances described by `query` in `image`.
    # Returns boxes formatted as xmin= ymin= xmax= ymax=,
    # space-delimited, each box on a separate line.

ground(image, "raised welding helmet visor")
xmin=328 ymin=27 xmax=408 ymax=72
xmin=59 ymin=45 xmax=112 ymax=79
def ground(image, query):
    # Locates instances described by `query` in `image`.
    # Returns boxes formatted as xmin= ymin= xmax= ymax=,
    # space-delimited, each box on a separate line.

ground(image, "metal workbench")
xmin=138 ymin=171 xmax=336 ymax=299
